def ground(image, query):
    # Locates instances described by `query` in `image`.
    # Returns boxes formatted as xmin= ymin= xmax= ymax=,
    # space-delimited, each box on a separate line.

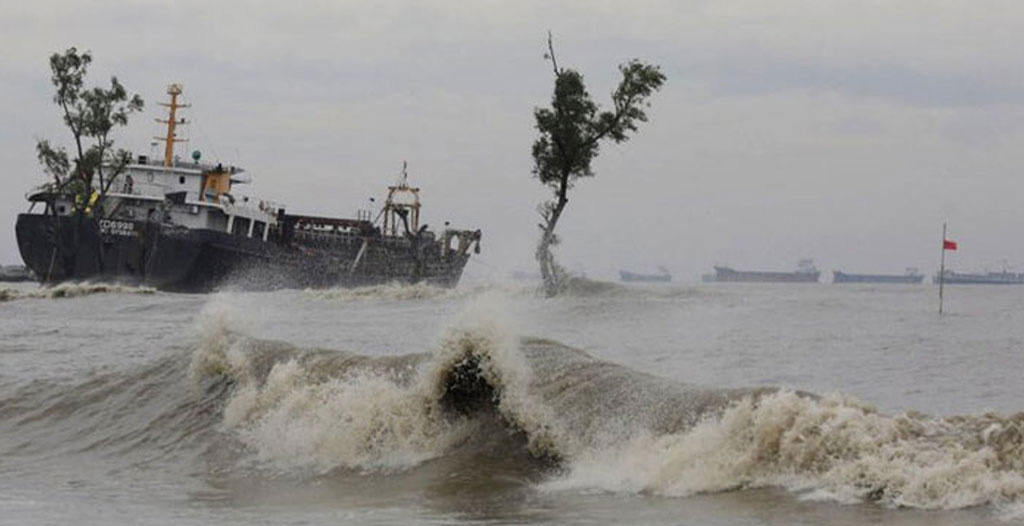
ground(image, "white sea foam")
xmin=546 ymin=391 xmax=1024 ymax=511
xmin=302 ymin=282 xmax=534 ymax=302
xmin=304 ymin=282 xmax=458 ymax=302
xmin=230 ymin=363 xmax=471 ymax=472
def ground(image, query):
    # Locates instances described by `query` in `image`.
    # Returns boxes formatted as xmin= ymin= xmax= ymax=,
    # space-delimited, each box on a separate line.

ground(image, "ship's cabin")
xmin=108 ymin=155 xmax=278 ymax=241
xmin=26 ymin=83 xmax=280 ymax=241
xmin=27 ymin=154 xmax=280 ymax=242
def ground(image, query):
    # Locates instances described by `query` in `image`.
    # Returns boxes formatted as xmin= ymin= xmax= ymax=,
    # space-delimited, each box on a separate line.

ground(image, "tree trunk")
xmin=536 ymin=226 xmax=559 ymax=297
xmin=536 ymin=179 xmax=569 ymax=297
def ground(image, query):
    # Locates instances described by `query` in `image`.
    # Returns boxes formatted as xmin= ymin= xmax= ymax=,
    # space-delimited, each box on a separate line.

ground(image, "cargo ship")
xmin=16 ymin=85 xmax=481 ymax=292
xmin=712 ymin=259 xmax=820 ymax=283
xmin=833 ymin=268 xmax=924 ymax=284
xmin=932 ymin=270 xmax=1024 ymax=285
xmin=619 ymin=267 xmax=672 ymax=283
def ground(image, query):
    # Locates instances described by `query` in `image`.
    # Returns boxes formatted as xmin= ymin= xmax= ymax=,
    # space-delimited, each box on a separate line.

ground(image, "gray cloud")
xmin=689 ymin=55 xmax=1024 ymax=107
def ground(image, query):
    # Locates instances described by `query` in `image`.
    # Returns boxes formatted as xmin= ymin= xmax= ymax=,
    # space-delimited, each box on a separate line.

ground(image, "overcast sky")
xmin=3 ymin=0 xmax=1024 ymax=281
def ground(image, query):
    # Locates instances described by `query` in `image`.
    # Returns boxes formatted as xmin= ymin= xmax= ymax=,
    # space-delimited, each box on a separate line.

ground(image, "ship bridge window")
xmin=232 ymin=217 xmax=251 ymax=237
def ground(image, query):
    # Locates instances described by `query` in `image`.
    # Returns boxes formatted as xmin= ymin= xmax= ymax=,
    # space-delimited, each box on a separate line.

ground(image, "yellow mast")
xmin=155 ymin=84 xmax=189 ymax=167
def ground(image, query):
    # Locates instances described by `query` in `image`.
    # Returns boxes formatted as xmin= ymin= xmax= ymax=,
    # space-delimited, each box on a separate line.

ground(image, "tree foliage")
xmin=532 ymin=34 xmax=666 ymax=296
xmin=36 ymin=47 xmax=143 ymax=214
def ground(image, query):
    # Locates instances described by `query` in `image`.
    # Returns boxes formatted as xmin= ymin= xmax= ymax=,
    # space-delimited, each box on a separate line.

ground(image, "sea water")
xmin=2 ymin=279 xmax=1023 ymax=525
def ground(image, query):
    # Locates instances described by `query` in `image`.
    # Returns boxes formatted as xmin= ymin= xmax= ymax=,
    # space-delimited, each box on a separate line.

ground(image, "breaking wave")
xmin=303 ymin=282 xmax=469 ymax=302
xmin=302 ymin=282 xmax=534 ymax=302
xmin=187 ymin=299 xmax=1024 ymax=516
xmin=187 ymin=297 xmax=549 ymax=473
xmin=0 ymin=282 xmax=156 ymax=302
xmin=557 ymin=277 xmax=708 ymax=300
xmin=298 ymin=278 xmax=702 ymax=303
xmin=6 ymin=294 xmax=1024 ymax=518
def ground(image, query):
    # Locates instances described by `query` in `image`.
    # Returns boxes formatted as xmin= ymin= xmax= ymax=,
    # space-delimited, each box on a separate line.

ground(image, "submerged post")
xmin=939 ymin=222 xmax=946 ymax=315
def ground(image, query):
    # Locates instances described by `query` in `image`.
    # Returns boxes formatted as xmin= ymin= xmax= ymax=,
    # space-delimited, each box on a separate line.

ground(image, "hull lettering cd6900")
xmin=98 ymin=219 xmax=136 ymax=237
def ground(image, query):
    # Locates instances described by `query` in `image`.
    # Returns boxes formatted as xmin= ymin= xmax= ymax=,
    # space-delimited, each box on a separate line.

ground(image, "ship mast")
xmin=382 ymin=162 xmax=422 ymax=237
xmin=155 ymin=84 xmax=189 ymax=167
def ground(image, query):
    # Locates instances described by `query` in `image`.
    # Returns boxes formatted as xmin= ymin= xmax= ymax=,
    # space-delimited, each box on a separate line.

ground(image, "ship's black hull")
xmin=16 ymin=214 xmax=470 ymax=292
xmin=713 ymin=266 xmax=820 ymax=283
xmin=833 ymin=271 xmax=924 ymax=284
xmin=931 ymin=272 xmax=1024 ymax=285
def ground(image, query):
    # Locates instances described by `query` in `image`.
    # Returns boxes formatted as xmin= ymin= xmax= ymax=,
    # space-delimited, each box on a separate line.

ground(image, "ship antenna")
xmin=155 ymin=84 xmax=190 ymax=167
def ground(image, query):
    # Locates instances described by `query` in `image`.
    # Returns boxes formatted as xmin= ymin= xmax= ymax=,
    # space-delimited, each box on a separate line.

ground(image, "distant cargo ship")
xmin=833 ymin=268 xmax=924 ymax=284
xmin=933 ymin=270 xmax=1024 ymax=285
xmin=712 ymin=259 xmax=820 ymax=283
xmin=619 ymin=267 xmax=672 ymax=283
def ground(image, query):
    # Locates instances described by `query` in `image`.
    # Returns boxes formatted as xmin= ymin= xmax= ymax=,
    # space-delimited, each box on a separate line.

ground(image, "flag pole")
xmin=939 ymin=222 xmax=946 ymax=315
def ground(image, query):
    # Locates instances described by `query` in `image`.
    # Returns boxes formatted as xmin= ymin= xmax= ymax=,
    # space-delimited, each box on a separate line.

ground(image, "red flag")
xmin=943 ymin=239 xmax=958 ymax=251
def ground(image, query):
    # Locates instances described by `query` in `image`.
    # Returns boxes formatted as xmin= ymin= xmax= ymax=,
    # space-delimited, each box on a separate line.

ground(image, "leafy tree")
xmin=36 ymin=47 xmax=143 ymax=215
xmin=33 ymin=48 xmax=143 ymax=282
xmin=531 ymin=34 xmax=666 ymax=296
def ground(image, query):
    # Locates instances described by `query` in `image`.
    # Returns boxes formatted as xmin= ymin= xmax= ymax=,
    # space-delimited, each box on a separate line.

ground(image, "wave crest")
xmin=0 ymin=282 xmax=156 ymax=301
xmin=302 ymin=282 xmax=540 ymax=302
xmin=189 ymin=298 xmax=521 ymax=473
xmin=304 ymin=282 xmax=460 ymax=302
